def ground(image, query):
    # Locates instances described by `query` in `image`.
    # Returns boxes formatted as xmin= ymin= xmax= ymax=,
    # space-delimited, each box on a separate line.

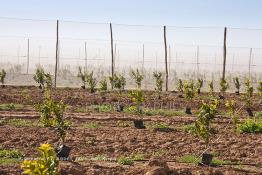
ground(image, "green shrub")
xmin=83 ymin=122 xmax=100 ymax=129
xmin=130 ymin=68 xmax=143 ymax=89
xmin=153 ymin=71 xmax=163 ymax=98
xmin=0 ymin=69 xmax=6 ymax=87
xmin=225 ymin=100 xmax=239 ymax=128
xmin=86 ymin=71 xmax=97 ymax=93
xmin=35 ymin=89 xmax=68 ymax=143
xmin=178 ymin=155 xmax=200 ymax=164
xmin=254 ymin=111 xmax=262 ymax=118
xmin=33 ymin=67 xmax=52 ymax=89
xmin=258 ymin=82 xmax=262 ymax=96
xmin=220 ymin=78 xmax=229 ymax=95
xmin=117 ymin=156 xmax=134 ymax=165
xmin=183 ymin=80 xmax=195 ymax=100
xmin=131 ymin=153 xmax=145 ymax=161
xmin=196 ymin=78 xmax=203 ymax=94
xmin=123 ymin=106 xmax=137 ymax=114
xmin=94 ymin=104 xmax=113 ymax=113
xmin=183 ymin=80 xmax=195 ymax=113
xmin=91 ymin=155 xmax=109 ymax=161
xmin=208 ymin=81 xmax=214 ymax=96
xmin=183 ymin=124 xmax=197 ymax=134
xmin=233 ymin=77 xmax=241 ymax=93
xmin=21 ymin=144 xmax=59 ymax=175
xmin=6 ymin=119 xmax=34 ymax=127
xmin=153 ymin=122 xmax=170 ymax=129
xmin=0 ymin=103 xmax=24 ymax=111
xmin=243 ymin=79 xmax=253 ymax=109
xmin=77 ymin=66 xmax=87 ymax=89
xmin=35 ymin=90 xmax=54 ymax=127
xmin=109 ymin=73 xmax=126 ymax=91
xmin=129 ymin=90 xmax=144 ymax=114
xmin=142 ymin=108 xmax=184 ymax=117
xmin=177 ymin=79 xmax=183 ymax=93
xmin=195 ymin=99 xmax=219 ymax=148
xmin=99 ymin=78 xmax=108 ymax=92
xmin=0 ymin=148 xmax=23 ymax=159
xmin=237 ymin=119 xmax=262 ymax=133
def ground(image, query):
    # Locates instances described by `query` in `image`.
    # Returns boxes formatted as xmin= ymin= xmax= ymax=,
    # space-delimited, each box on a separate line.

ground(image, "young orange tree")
xmin=183 ymin=80 xmax=195 ymax=114
xmin=0 ymin=69 xmax=6 ymax=87
xmin=195 ymin=99 xmax=219 ymax=165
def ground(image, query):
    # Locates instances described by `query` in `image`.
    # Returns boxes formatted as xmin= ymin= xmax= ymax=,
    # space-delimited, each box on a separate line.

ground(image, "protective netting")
xmin=0 ymin=17 xmax=262 ymax=90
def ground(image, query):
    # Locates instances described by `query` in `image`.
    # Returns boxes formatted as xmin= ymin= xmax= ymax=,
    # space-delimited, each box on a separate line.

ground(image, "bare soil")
xmin=0 ymin=86 xmax=262 ymax=174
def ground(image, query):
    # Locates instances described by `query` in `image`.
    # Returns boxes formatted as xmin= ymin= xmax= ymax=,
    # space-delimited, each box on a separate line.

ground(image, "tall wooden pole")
xmin=117 ymin=49 xmax=120 ymax=69
xmin=114 ymin=43 xmax=117 ymax=71
xmin=231 ymin=54 xmax=235 ymax=72
xmin=38 ymin=46 xmax=41 ymax=65
xmin=248 ymin=48 xmax=253 ymax=78
xmin=26 ymin=38 xmax=29 ymax=74
xmin=84 ymin=41 xmax=87 ymax=71
xmin=110 ymin=23 xmax=114 ymax=89
xmin=196 ymin=45 xmax=199 ymax=77
xmin=142 ymin=44 xmax=145 ymax=73
xmin=222 ymin=27 xmax=227 ymax=81
xmin=164 ymin=26 xmax=168 ymax=91
xmin=168 ymin=45 xmax=171 ymax=75
xmin=17 ymin=46 xmax=20 ymax=64
xmin=57 ymin=40 xmax=60 ymax=71
xmin=54 ymin=20 xmax=59 ymax=88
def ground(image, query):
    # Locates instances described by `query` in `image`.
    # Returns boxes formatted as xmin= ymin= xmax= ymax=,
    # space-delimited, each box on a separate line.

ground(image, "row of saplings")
xmin=15 ymin=68 xmax=261 ymax=174
xmin=1 ymin=67 xmax=261 ymax=117
xmin=76 ymin=67 xmax=261 ymax=116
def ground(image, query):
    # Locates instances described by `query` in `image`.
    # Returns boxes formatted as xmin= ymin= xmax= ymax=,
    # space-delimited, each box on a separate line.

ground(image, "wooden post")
xmin=248 ymin=48 xmax=253 ymax=78
xmin=222 ymin=27 xmax=227 ymax=81
xmin=168 ymin=45 xmax=171 ymax=75
xmin=26 ymin=38 xmax=29 ymax=74
xmin=17 ymin=46 xmax=20 ymax=64
xmin=84 ymin=41 xmax=87 ymax=71
xmin=164 ymin=26 xmax=168 ymax=91
xmin=110 ymin=23 xmax=114 ymax=89
xmin=57 ymin=40 xmax=60 ymax=71
xmin=54 ymin=20 xmax=59 ymax=88
xmin=114 ymin=43 xmax=117 ymax=71
xmin=196 ymin=45 xmax=199 ymax=77
xmin=142 ymin=44 xmax=145 ymax=73
xmin=38 ymin=46 xmax=41 ymax=65
xmin=231 ymin=54 xmax=235 ymax=72
xmin=155 ymin=52 xmax=158 ymax=70
xmin=117 ymin=49 xmax=120 ymax=69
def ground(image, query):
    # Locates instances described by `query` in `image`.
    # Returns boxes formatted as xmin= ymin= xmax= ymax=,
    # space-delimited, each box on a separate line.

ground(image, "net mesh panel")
xmin=58 ymin=21 xmax=110 ymax=87
xmin=0 ymin=18 xmax=56 ymax=86
xmin=0 ymin=17 xmax=262 ymax=90
xmin=113 ymin=24 xmax=164 ymax=89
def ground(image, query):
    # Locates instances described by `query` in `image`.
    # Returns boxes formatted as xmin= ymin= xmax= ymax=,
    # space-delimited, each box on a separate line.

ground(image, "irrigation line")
xmin=1 ymin=16 xmax=262 ymax=31
xmin=2 ymin=35 xmax=262 ymax=50
xmin=0 ymin=16 xmax=54 ymax=22
xmin=67 ymin=157 xmax=261 ymax=168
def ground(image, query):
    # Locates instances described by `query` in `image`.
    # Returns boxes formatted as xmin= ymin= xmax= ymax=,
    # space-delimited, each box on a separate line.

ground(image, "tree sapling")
xmin=195 ymin=99 xmax=219 ymax=165
xmin=219 ymin=78 xmax=229 ymax=99
xmin=0 ymin=69 xmax=6 ymax=88
xmin=243 ymin=79 xmax=254 ymax=116
xmin=183 ymin=80 xmax=195 ymax=114
xmin=233 ymin=77 xmax=241 ymax=95
xmin=153 ymin=71 xmax=163 ymax=99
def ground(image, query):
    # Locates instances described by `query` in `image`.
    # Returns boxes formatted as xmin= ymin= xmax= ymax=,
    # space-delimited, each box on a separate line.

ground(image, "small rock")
xmin=146 ymin=158 xmax=170 ymax=175
xmin=145 ymin=167 xmax=168 ymax=175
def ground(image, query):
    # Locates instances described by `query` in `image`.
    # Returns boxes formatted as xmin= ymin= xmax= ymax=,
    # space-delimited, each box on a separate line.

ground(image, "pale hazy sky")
xmin=0 ymin=0 xmax=261 ymax=27
xmin=0 ymin=0 xmax=262 ymax=73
